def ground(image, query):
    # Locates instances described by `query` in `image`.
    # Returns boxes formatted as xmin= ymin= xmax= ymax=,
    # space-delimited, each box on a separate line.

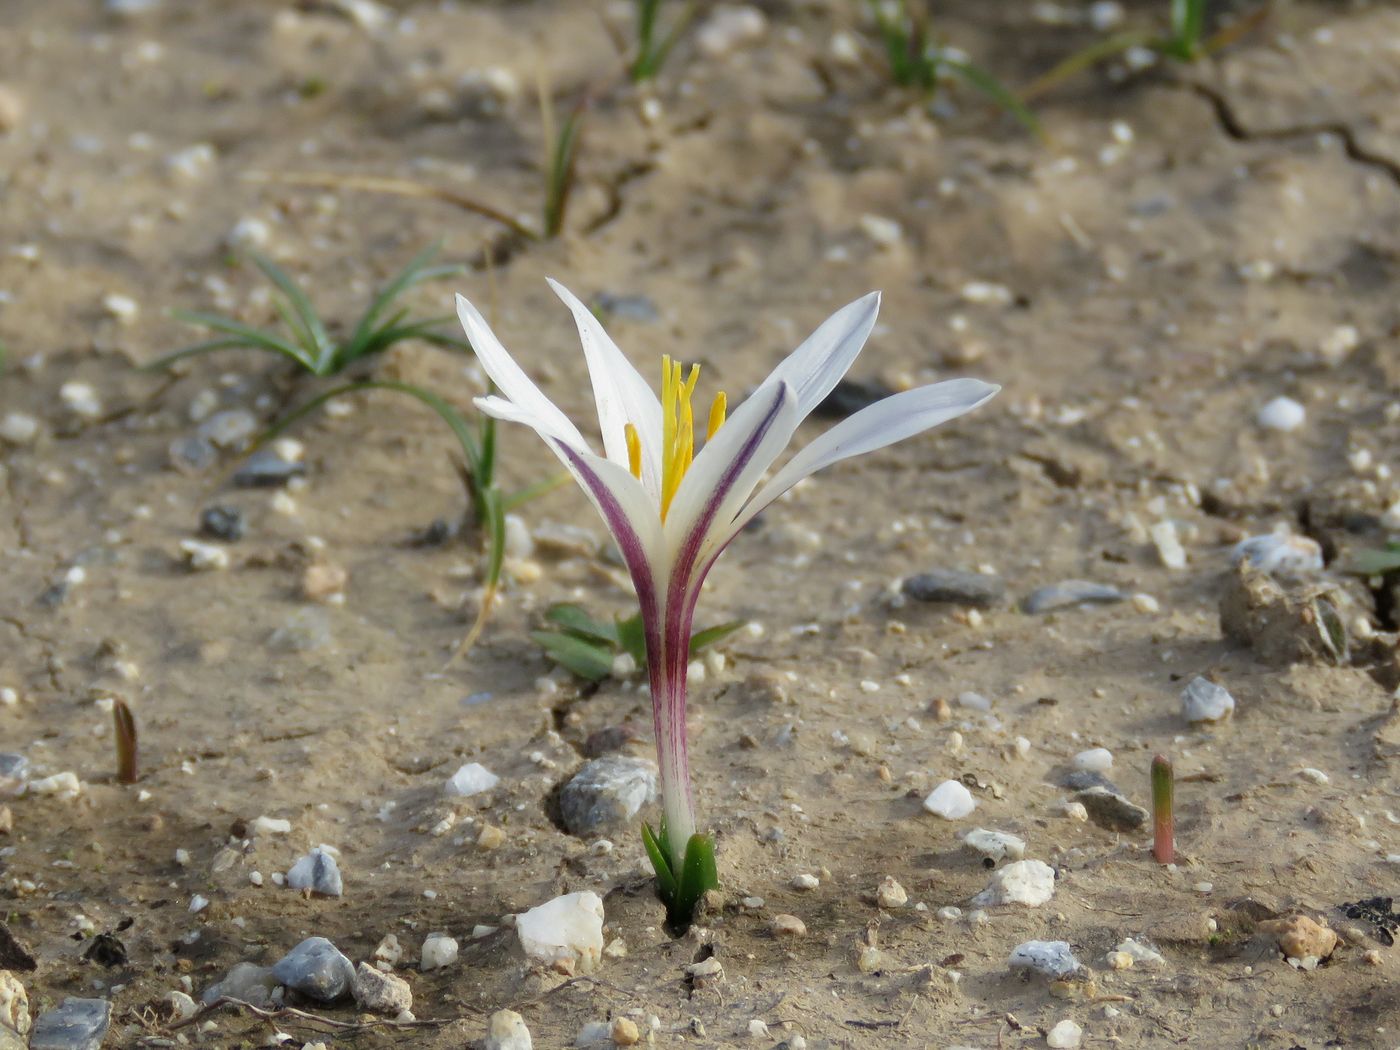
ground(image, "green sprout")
xmin=532 ymin=602 xmax=746 ymax=682
xmin=1345 ymin=542 xmax=1400 ymax=577
xmin=114 ymin=700 xmax=138 ymax=785
xmin=643 ymin=819 xmax=718 ymax=932
xmin=539 ymin=84 xmax=587 ymax=240
xmin=1151 ymin=754 xmax=1174 ymax=864
xmin=1021 ymin=0 xmax=1271 ymax=103
xmin=630 ymin=0 xmax=696 ymax=82
xmin=867 ymin=0 xmax=1039 ymax=134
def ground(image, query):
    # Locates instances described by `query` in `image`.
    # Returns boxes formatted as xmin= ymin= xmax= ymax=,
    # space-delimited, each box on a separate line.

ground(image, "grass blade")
xmin=169 ymin=311 xmax=318 ymax=369
xmin=1169 ymin=0 xmax=1206 ymax=57
xmin=249 ymin=253 xmax=332 ymax=365
xmin=142 ymin=337 xmax=268 ymax=372
xmin=943 ymin=54 xmax=1041 ymax=136
xmin=543 ymin=102 xmax=586 ymax=239
xmin=448 ymin=484 xmax=506 ymax=664
xmin=642 ymin=822 xmax=678 ymax=899
xmin=616 ymin=613 xmax=648 ymax=668
xmin=1018 ymin=31 xmax=1153 ymax=103
xmin=501 ymin=471 xmax=571 ymax=512
xmin=687 ymin=619 xmax=748 ymax=656
xmin=114 ymin=700 xmax=138 ymax=785
xmin=346 ymin=243 xmax=461 ymax=356
xmin=530 ymin=629 xmax=615 ymax=681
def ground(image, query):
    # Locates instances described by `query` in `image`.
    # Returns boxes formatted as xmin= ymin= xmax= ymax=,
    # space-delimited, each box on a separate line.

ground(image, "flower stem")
xmin=649 ymin=635 xmax=696 ymax=871
xmin=1151 ymin=754 xmax=1174 ymax=865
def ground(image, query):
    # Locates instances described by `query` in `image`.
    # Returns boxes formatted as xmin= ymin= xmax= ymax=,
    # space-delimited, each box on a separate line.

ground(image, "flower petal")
xmin=547 ymin=279 xmax=664 ymax=496
xmin=474 ymin=394 xmax=582 ymax=446
xmin=763 ymin=291 xmax=881 ymax=420
xmin=456 ymin=293 xmax=587 ymax=451
xmin=663 ymin=378 xmax=798 ymax=584
xmin=728 ymin=378 xmax=999 ymax=537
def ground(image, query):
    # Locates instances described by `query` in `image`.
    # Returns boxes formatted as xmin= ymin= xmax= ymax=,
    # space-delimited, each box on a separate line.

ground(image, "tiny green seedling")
xmin=629 ymin=0 xmax=697 ymax=82
xmin=1151 ymin=754 xmax=1174 ymax=864
xmin=867 ymin=0 xmax=1039 ymax=134
xmin=1021 ymin=0 xmax=1271 ymax=102
xmin=114 ymin=700 xmax=138 ymax=785
xmin=532 ymin=602 xmax=746 ymax=682
xmin=643 ymin=819 xmax=718 ymax=932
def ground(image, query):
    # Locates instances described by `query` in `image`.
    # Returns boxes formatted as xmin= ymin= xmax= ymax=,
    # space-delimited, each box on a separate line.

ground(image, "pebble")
xmin=200 ymin=963 xmax=279 ymax=1006
xmin=0 ymin=86 xmax=21 ymax=134
xmin=962 ymin=828 xmax=1026 ymax=863
xmin=923 ymin=780 xmax=976 ymax=819
xmin=1105 ymin=950 xmax=1133 ymax=970
xmin=973 ymin=859 xmax=1055 ymax=907
xmin=517 ymin=892 xmax=604 ymax=973
xmin=163 ymin=991 xmax=197 ymax=1021
xmin=252 ymin=815 xmax=292 ymax=835
xmin=445 ymin=762 xmax=499 ymax=797
xmin=285 ymin=848 xmax=343 ymax=896
xmin=0 ymin=970 xmax=28 ymax=1035
xmin=1116 ymin=938 xmax=1164 ymax=967
xmin=371 ymin=934 xmax=402 ymax=971
xmin=1021 ymin=581 xmax=1123 ymax=614
xmin=199 ymin=505 xmax=244 ymax=542
xmin=575 ymin=1021 xmax=612 ymax=1046
xmin=26 ymin=772 xmax=81 ymax=800
xmin=227 ymin=217 xmax=271 ymax=250
xmin=198 ymin=409 xmax=258 ymax=450
xmin=1257 ymin=396 xmax=1305 ymax=431
xmin=858 ymin=213 xmax=903 ymax=248
xmin=1299 ymin=767 xmax=1329 ymax=785
xmin=609 ymin=1017 xmax=640 ymax=1045
xmin=58 ymin=382 xmax=103 ymax=420
xmin=301 ymin=563 xmax=348 ymax=603
xmin=1180 ymin=676 xmax=1235 ymax=723
xmin=791 ymin=873 xmax=819 ymax=891
xmin=1074 ymin=786 xmax=1147 ymax=831
xmin=901 ymin=570 xmax=1005 ymax=608
xmin=1046 ymin=1019 xmax=1083 ymax=1048
xmin=420 ymin=933 xmax=459 ymax=971
xmin=485 ymin=1008 xmax=533 ymax=1050
xmin=352 ymin=963 xmax=412 ymax=1015
xmin=1072 ymin=748 xmax=1113 ymax=773
xmin=168 ymin=435 xmax=218 ymax=475
xmin=770 ymin=914 xmax=807 ymax=938
xmin=696 ymin=4 xmax=767 ymax=56
xmin=101 ymin=293 xmax=138 ymax=324
xmin=592 ymin=293 xmax=659 ymax=324
xmin=0 ymin=755 xmax=30 ymax=794
xmin=1008 ymin=940 xmax=1080 ymax=977
xmin=0 ymin=413 xmax=38 ymax=445
xmin=28 ymin=998 xmax=110 ymax=1050
xmin=233 ymin=448 xmax=306 ymax=488
xmin=876 ymin=876 xmax=908 ymax=909
xmin=558 ymin=757 xmax=657 ymax=835
xmin=271 ymin=937 xmax=355 ymax=1002
xmin=1231 ymin=533 xmax=1323 ymax=577
xmin=268 ymin=608 xmax=332 ymax=652
xmin=1150 ymin=520 xmax=1186 ymax=569
xmin=180 ymin=539 xmax=230 ymax=572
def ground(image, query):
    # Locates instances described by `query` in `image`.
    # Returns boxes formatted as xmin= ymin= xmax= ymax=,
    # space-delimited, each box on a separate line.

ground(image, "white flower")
xmin=457 ymin=281 xmax=997 ymax=863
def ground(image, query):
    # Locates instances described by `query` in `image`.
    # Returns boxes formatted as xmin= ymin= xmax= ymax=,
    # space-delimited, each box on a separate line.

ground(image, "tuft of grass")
xmin=538 ymin=81 xmax=588 ymax=240
xmin=644 ymin=819 xmax=718 ymax=932
xmin=532 ymin=602 xmax=747 ymax=682
xmin=114 ymin=700 xmax=138 ymax=785
xmin=1151 ymin=754 xmax=1174 ymax=864
xmin=1020 ymin=0 xmax=1272 ymax=103
xmin=630 ymin=0 xmax=697 ymax=82
xmin=147 ymin=243 xmax=468 ymax=376
xmin=867 ymin=0 xmax=1039 ymax=135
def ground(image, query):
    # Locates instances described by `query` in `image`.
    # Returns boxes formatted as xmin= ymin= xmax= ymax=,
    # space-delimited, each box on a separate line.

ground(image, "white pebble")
xmin=962 ymin=828 xmax=1026 ymax=863
xmin=180 ymin=539 xmax=230 ymax=572
xmin=973 ymin=859 xmax=1056 ymax=907
xmin=1181 ymin=676 xmax=1235 ymax=723
xmin=102 ymin=293 xmax=139 ymax=323
xmin=1257 ymin=396 xmax=1305 ymax=432
xmin=1072 ymin=748 xmax=1113 ymax=773
xmin=0 ymin=412 xmax=38 ymax=444
xmin=516 ymin=891 xmax=605 ymax=973
xmin=696 ymin=5 xmax=766 ymax=56
xmin=420 ymin=933 xmax=459 ymax=971
xmin=859 ymin=213 xmax=902 ymax=248
xmin=1299 ymin=767 xmax=1329 ymax=785
xmin=445 ymin=762 xmax=499 ymax=797
xmin=252 ymin=816 xmax=292 ymax=835
xmin=1149 ymin=520 xmax=1186 ymax=569
xmin=1046 ymin=1019 xmax=1083 ymax=1048
xmin=876 ymin=876 xmax=907 ymax=909
xmin=959 ymin=281 xmax=1013 ymax=305
xmin=1131 ymin=592 xmax=1160 ymax=614
xmin=923 ymin=780 xmax=976 ymax=820
xmin=59 ymin=382 xmax=103 ymax=419
xmin=791 ymin=873 xmax=819 ymax=891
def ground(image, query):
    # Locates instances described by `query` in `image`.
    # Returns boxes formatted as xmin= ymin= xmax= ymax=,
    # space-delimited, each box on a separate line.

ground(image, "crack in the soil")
xmin=1189 ymin=80 xmax=1400 ymax=188
xmin=582 ymin=160 xmax=658 ymax=236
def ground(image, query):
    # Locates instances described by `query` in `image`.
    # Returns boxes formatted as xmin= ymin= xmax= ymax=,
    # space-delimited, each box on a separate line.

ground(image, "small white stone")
xmin=166 ymin=142 xmax=216 ymax=180
xmin=445 ymin=762 xmax=499 ymax=797
xmin=180 ymin=539 xmax=230 ymax=572
xmin=252 ymin=816 xmax=292 ymax=835
xmin=1072 ymin=748 xmax=1113 ymax=773
xmin=610 ymin=652 xmax=637 ymax=678
xmin=686 ymin=660 xmax=706 ymax=686
xmin=1231 ymin=533 xmax=1323 ymax=577
xmin=249 ymin=871 xmax=264 ymax=886
xmin=227 ymin=216 xmax=271 ymax=249
xmin=484 ymin=1008 xmax=532 ymax=1050
xmin=1257 ymin=396 xmax=1305 ymax=432
xmin=859 ymin=213 xmax=902 ymax=248
xmin=0 ymin=412 xmax=39 ymax=444
xmin=502 ymin=514 xmax=533 ymax=558
xmin=959 ymin=281 xmax=1013 ymax=305
xmin=829 ymin=30 xmax=861 ymax=65
xmin=936 ymin=906 xmax=962 ymax=922
xmin=923 ymin=780 xmax=976 ymax=819
xmin=696 ymin=5 xmax=767 ymax=56
xmin=1131 ymin=592 xmax=1160 ymax=613
xmin=1149 ymin=520 xmax=1186 ymax=569
xmin=1181 ymin=676 xmax=1235 ymax=724
xmin=516 ymin=891 xmax=605 ymax=973
xmin=1008 ymin=940 xmax=1079 ymax=977
xmin=973 ymin=859 xmax=1056 ymax=907
xmin=59 ymin=382 xmax=103 ymax=419
xmin=1046 ymin=1019 xmax=1083 ymax=1048
xmin=420 ymin=933 xmax=459 ymax=971
xmin=962 ymin=828 xmax=1026 ymax=863
xmin=876 ymin=876 xmax=908 ymax=909
xmin=747 ymin=1018 xmax=769 ymax=1039
xmin=1318 ymin=324 xmax=1359 ymax=364
xmin=26 ymin=771 xmax=82 ymax=800
xmin=1116 ymin=937 xmax=1164 ymax=967
xmin=1299 ymin=767 xmax=1329 ymax=785
xmin=189 ymin=894 xmax=209 ymax=914
xmin=102 ymin=292 xmax=139 ymax=323
xmin=791 ymin=873 xmax=819 ymax=891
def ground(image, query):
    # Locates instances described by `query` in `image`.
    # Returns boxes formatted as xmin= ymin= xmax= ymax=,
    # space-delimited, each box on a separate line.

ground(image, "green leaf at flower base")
xmin=642 ymin=822 xmax=718 ymax=932
xmin=641 ymin=822 xmax=676 ymax=900
xmin=544 ymin=603 xmax=621 ymax=647
xmin=1346 ymin=545 xmax=1400 ymax=577
xmin=616 ymin=614 xmax=648 ymax=668
xmin=530 ymin=630 xmax=614 ymax=681
xmin=688 ymin=619 xmax=747 ymax=656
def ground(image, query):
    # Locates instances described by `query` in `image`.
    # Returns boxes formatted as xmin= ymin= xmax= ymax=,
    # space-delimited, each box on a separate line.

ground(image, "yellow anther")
xmin=654 ymin=358 xmax=716 ymax=521
xmin=625 ymin=422 xmax=642 ymax=480
xmin=706 ymin=391 xmax=726 ymax=441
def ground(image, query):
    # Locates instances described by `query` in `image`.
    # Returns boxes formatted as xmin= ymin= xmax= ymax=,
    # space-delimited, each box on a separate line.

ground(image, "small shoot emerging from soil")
xmin=867 ymin=0 xmax=1038 ymax=134
xmin=148 ymin=243 xmax=469 ymax=375
xmin=1021 ymin=0 xmax=1271 ymax=102
xmin=532 ymin=602 xmax=746 ymax=682
xmin=113 ymin=699 xmax=138 ymax=785
xmin=1151 ymin=754 xmax=1174 ymax=864
xmin=539 ymin=82 xmax=586 ymax=240
xmin=455 ymin=279 xmax=996 ymax=929
xmin=629 ymin=0 xmax=696 ymax=82
xmin=643 ymin=818 xmax=718 ymax=932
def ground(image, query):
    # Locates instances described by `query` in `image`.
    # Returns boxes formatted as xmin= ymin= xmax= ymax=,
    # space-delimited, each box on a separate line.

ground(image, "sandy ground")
xmin=3 ymin=1 xmax=1400 ymax=1047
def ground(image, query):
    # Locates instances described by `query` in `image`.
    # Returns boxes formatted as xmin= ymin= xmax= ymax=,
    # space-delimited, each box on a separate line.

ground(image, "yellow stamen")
xmin=706 ymin=391 xmax=726 ymax=440
xmin=625 ymin=422 xmax=642 ymax=480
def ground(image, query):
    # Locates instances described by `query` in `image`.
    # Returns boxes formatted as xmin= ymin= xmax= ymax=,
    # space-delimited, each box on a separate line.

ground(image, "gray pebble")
xmin=1181 ymin=676 xmax=1235 ymax=723
xmin=29 ymin=998 xmax=111 ymax=1050
xmin=901 ymin=569 xmax=1005 ymax=608
xmin=592 ymin=292 xmax=659 ymax=323
xmin=198 ymin=409 xmax=259 ymax=450
xmin=199 ymin=505 xmax=244 ymax=542
xmin=200 ymin=963 xmax=279 ymax=1007
xmin=0 ymin=753 xmax=30 ymax=793
xmin=1008 ymin=940 xmax=1081 ymax=978
xmin=269 ymin=608 xmax=332 ymax=653
xmin=1022 ymin=580 xmax=1125 ymax=614
xmin=168 ymin=435 xmax=218 ymax=475
xmin=286 ymin=848 xmax=342 ymax=896
xmin=1061 ymin=770 xmax=1116 ymax=792
xmin=271 ymin=937 xmax=355 ymax=1002
xmin=559 ymin=757 xmax=658 ymax=835
xmin=234 ymin=448 xmax=306 ymax=488
xmin=1074 ymin=786 xmax=1147 ymax=831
